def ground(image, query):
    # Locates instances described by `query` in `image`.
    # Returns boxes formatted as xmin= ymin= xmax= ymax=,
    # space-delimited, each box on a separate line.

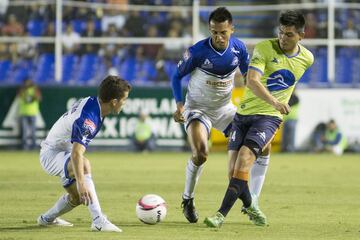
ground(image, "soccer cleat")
xmin=37 ymin=215 xmax=73 ymax=227
xmin=91 ymin=216 xmax=122 ymax=233
xmin=241 ymin=205 xmax=253 ymax=221
xmin=204 ymin=212 xmax=225 ymax=228
xmin=181 ymin=198 xmax=199 ymax=223
xmin=244 ymin=196 xmax=267 ymax=226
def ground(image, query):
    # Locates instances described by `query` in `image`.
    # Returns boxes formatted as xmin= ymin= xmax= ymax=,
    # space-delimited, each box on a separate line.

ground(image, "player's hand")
xmin=273 ymin=101 xmax=291 ymax=115
xmin=173 ymin=103 xmax=185 ymax=123
xmin=77 ymin=183 xmax=93 ymax=206
xmin=173 ymin=109 xmax=185 ymax=123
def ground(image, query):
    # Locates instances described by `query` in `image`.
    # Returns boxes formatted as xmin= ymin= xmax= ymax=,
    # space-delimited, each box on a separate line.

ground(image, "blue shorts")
xmin=228 ymin=113 xmax=282 ymax=156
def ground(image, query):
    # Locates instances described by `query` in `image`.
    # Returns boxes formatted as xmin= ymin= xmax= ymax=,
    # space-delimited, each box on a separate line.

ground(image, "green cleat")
xmin=204 ymin=212 xmax=225 ymax=228
xmin=244 ymin=196 xmax=267 ymax=226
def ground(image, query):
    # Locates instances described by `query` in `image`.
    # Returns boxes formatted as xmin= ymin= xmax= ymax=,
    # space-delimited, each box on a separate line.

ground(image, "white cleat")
xmin=37 ymin=215 xmax=73 ymax=227
xmin=91 ymin=217 xmax=122 ymax=233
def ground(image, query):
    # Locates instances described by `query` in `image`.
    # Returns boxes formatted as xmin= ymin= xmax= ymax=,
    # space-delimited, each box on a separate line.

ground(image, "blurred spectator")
xmin=123 ymin=11 xmax=146 ymax=37
xmin=43 ymin=4 xmax=56 ymax=22
xmin=342 ymin=19 xmax=359 ymax=39
xmin=38 ymin=23 xmax=55 ymax=54
xmin=8 ymin=42 xmax=18 ymax=63
xmin=81 ymin=20 xmax=101 ymax=54
xmin=142 ymin=25 xmax=163 ymax=60
xmin=304 ymin=12 xmax=318 ymax=38
xmin=164 ymin=11 xmax=187 ymax=36
xmin=132 ymin=111 xmax=156 ymax=152
xmin=62 ymin=6 xmax=76 ymax=23
xmin=163 ymin=26 xmax=184 ymax=60
xmin=17 ymin=32 xmax=37 ymax=60
xmin=134 ymin=46 xmax=154 ymax=84
xmin=5 ymin=4 xmax=27 ymax=25
xmin=281 ymin=92 xmax=300 ymax=152
xmin=2 ymin=14 xmax=24 ymax=36
xmin=101 ymin=9 xmax=126 ymax=33
xmin=104 ymin=57 xmax=119 ymax=76
xmin=62 ymin=24 xmax=81 ymax=54
xmin=17 ymin=79 xmax=42 ymax=150
xmin=103 ymin=23 xmax=119 ymax=37
xmin=322 ymin=119 xmax=347 ymax=155
xmin=0 ymin=42 xmax=11 ymax=61
xmin=27 ymin=3 xmax=44 ymax=21
xmin=155 ymin=60 xmax=170 ymax=83
xmin=311 ymin=122 xmax=327 ymax=152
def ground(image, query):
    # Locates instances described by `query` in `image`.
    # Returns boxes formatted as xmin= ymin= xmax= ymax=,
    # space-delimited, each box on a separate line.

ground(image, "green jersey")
xmin=238 ymin=39 xmax=314 ymax=119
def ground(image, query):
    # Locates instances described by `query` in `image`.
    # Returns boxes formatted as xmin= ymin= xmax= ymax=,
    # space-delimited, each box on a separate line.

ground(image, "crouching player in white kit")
xmin=37 ymin=76 xmax=131 ymax=232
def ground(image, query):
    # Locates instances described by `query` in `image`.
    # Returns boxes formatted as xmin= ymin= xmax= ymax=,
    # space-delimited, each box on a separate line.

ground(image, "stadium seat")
xmin=74 ymin=54 xmax=99 ymax=84
xmin=163 ymin=60 xmax=177 ymax=79
xmin=312 ymin=47 xmax=328 ymax=85
xmin=135 ymin=60 xmax=157 ymax=83
xmin=0 ymin=60 xmax=12 ymax=82
xmin=34 ymin=53 xmax=55 ymax=84
xmin=27 ymin=20 xmax=45 ymax=36
xmin=71 ymin=19 xmax=85 ymax=34
xmin=12 ymin=59 xmax=34 ymax=84
xmin=119 ymin=57 xmax=136 ymax=82
xmin=339 ymin=47 xmax=359 ymax=85
xmin=62 ymin=54 xmax=78 ymax=83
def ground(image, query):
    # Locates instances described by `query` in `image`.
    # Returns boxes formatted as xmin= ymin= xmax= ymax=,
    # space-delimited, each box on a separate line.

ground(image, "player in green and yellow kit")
xmin=205 ymin=10 xmax=314 ymax=228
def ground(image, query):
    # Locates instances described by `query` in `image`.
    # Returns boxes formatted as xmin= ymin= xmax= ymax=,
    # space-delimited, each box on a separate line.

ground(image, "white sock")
xmin=42 ymin=194 xmax=76 ymax=222
xmin=183 ymin=159 xmax=204 ymax=199
xmin=249 ymin=155 xmax=270 ymax=199
xmin=84 ymin=174 xmax=103 ymax=223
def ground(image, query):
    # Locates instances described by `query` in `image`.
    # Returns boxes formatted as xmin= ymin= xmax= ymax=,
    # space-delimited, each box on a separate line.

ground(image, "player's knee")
xmin=192 ymin=148 xmax=208 ymax=166
xmin=238 ymin=146 xmax=256 ymax=170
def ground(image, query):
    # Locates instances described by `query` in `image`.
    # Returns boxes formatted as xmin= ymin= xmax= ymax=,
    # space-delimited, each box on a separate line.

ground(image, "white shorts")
xmin=183 ymin=102 xmax=237 ymax=136
xmin=39 ymin=148 xmax=75 ymax=187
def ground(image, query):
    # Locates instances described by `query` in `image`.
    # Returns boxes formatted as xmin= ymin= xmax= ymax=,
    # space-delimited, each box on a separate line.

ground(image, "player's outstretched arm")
xmin=71 ymin=142 xmax=93 ymax=206
xmin=246 ymin=69 xmax=290 ymax=115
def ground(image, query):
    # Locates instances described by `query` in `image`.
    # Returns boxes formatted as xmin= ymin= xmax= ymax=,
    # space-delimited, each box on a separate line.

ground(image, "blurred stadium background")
xmin=0 ymin=0 xmax=360 ymax=152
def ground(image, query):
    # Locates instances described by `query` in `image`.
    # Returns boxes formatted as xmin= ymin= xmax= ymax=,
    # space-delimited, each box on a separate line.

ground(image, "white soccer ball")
xmin=136 ymin=194 xmax=167 ymax=224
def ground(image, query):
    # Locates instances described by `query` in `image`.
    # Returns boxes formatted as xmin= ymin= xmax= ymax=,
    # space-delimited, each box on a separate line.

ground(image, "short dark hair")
xmin=98 ymin=75 xmax=131 ymax=103
xmin=279 ymin=10 xmax=305 ymax=33
xmin=208 ymin=7 xmax=232 ymax=24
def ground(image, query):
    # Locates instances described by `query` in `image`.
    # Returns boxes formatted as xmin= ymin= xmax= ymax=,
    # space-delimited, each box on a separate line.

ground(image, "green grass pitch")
xmin=0 ymin=151 xmax=359 ymax=240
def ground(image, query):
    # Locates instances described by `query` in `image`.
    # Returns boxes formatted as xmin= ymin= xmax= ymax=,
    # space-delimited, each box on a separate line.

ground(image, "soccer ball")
xmin=136 ymin=194 xmax=167 ymax=224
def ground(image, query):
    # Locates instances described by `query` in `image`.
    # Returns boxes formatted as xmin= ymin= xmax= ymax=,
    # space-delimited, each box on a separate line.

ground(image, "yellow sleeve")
xmin=248 ymin=41 xmax=270 ymax=74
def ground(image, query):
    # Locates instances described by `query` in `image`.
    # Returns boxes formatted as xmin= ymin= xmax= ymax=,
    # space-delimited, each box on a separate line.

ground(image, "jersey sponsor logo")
xmin=256 ymin=131 xmax=266 ymax=142
xmin=206 ymin=79 xmax=232 ymax=88
xmin=231 ymin=56 xmax=239 ymax=66
xmin=266 ymin=69 xmax=295 ymax=91
xmin=231 ymin=47 xmax=240 ymax=54
xmin=201 ymin=59 xmax=213 ymax=69
xmin=83 ymin=118 xmax=96 ymax=135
